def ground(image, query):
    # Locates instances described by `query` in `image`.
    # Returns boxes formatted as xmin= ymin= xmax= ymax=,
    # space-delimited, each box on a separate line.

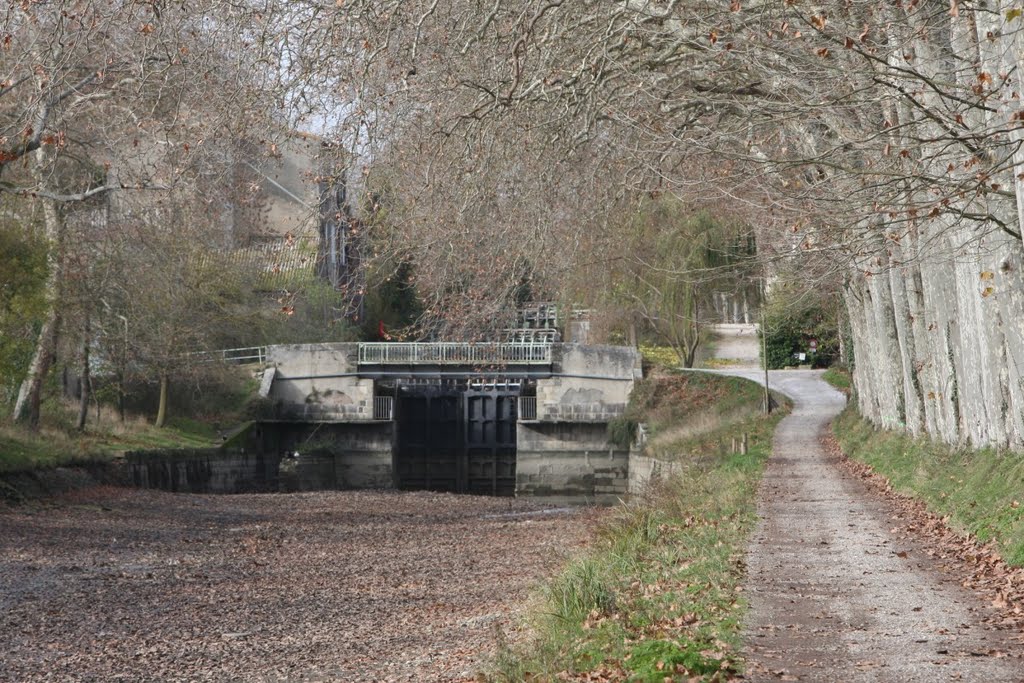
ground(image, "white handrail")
xmin=357 ymin=342 xmax=552 ymax=365
xmin=186 ymin=346 xmax=267 ymax=365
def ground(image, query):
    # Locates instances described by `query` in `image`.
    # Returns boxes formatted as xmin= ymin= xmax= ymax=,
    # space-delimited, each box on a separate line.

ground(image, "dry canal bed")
xmin=0 ymin=487 xmax=601 ymax=682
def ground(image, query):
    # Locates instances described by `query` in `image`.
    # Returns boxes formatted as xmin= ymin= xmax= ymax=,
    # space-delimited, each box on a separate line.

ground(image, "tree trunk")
xmin=12 ymin=312 xmax=59 ymax=429
xmin=12 ymin=146 xmax=64 ymax=429
xmin=76 ymin=317 xmax=90 ymax=431
xmin=117 ymin=369 xmax=126 ymax=423
xmin=682 ymin=331 xmax=699 ymax=369
xmin=155 ymin=373 xmax=169 ymax=428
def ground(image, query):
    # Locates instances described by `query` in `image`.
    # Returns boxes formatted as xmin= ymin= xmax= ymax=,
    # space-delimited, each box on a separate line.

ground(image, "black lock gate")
xmin=394 ymin=382 xmax=518 ymax=495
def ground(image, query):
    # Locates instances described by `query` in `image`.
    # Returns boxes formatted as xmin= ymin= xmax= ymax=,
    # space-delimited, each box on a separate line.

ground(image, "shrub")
xmin=607 ymin=416 xmax=639 ymax=449
xmin=760 ymin=289 xmax=840 ymax=369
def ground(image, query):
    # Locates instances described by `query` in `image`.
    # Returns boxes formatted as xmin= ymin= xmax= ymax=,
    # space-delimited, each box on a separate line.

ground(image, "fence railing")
xmin=517 ymin=396 xmax=537 ymax=421
xmin=503 ymin=328 xmax=560 ymax=344
xmin=187 ymin=346 xmax=267 ymax=366
xmin=357 ymin=342 xmax=552 ymax=365
xmin=372 ymin=396 xmax=394 ymax=421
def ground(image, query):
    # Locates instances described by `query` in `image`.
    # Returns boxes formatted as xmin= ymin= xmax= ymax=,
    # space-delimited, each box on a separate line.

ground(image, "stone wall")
xmin=536 ymin=344 xmax=641 ymax=422
xmin=516 ymin=422 xmax=629 ymax=498
xmin=126 ymin=449 xmax=281 ymax=493
xmin=295 ymin=422 xmax=395 ymax=490
xmin=127 ymin=421 xmax=395 ymax=493
xmin=627 ymin=453 xmax=685 ymax=495
xmin=265 ymin=343 xmax=375 ymax=421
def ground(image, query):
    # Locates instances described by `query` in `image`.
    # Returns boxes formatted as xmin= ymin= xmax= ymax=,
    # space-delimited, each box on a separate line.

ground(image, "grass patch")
xmin=701 ymin=357 xmax=745 ymax=369
xmin=629 ymin=371 xmax=768 ymax=437
xmin=0 ymin=401 xmax=221 ymax=474
xmin=833 ymin=405 xmax=1024 ymax=566
xmin=822 ymin=366 xmax=852 ymax=392
xmin=490 ymin=374 xmax=787 ymax=682
xmin=0 ymin=366 xmax=262 ymax=474
xmin=639 ymin=345 xmax=681 ymax=371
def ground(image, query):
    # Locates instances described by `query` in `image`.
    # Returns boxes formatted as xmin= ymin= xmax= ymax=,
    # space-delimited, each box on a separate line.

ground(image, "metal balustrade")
xmin=187 ymin=346 xmax=267 ymax=365
xmin=517 ymin=396 xmax=537 ymax=421
xmin=357 ymin=342 xmax=552 ymax=365
xmin=373 ymin=396 xmax=394 ymax=421
xmin=503 ymin=328 xmax=560 ymax=343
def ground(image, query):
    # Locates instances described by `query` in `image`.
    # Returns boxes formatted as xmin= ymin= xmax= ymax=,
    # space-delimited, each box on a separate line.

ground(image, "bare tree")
xmin=2 ymin=1 xmax=282 ymax=427
xmin=286 ymin=1 xmax=1024 ymax=447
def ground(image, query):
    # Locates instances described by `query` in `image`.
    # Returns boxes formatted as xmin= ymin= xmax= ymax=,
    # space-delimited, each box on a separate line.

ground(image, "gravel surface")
xmin=729 ymin=370 xmax=1024 ymax=682
xmin=0 ymin=488 xmax=601 ymax=682
xmin=706 ymin=324 xmax=761 ymax=367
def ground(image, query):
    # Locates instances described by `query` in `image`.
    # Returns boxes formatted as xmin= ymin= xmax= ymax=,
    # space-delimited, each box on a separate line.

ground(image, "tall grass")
xmin=489 ymin=395 xmax=785 ymax=682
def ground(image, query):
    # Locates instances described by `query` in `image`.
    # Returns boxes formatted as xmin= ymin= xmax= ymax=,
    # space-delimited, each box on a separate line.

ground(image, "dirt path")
xmin=706 ymin=323 xmax=761 ymax=368
xmin=724 ymin=369 xmax=1024 ymax=681
xmin=0 ymin=489 xmax=599 ymax=682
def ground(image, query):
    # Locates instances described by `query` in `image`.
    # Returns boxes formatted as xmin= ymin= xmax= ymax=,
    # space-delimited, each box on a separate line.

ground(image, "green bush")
xmin=607 ymin=416 xmax=639 ymax=449
xmin=118 ymin=365 xmax=256 ymax=423
xmin=760 ymin=289 xmax=840 ymax=369
xmin=360 ymin=259 xmax=423 ymax=340
xmin=639 ymin=344 xmax=681 ymax=371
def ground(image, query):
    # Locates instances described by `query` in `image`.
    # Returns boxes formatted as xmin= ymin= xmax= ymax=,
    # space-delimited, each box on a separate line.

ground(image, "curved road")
xmin=709 ymin=368 xmax=1023 ymax=682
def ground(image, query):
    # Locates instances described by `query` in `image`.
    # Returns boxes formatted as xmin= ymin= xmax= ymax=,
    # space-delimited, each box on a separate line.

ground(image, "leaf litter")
xmin=0 ymin=487 xmax=603 ymax=682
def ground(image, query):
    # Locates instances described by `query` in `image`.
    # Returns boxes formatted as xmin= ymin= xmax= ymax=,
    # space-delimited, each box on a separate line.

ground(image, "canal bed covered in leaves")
xmin=0 ymin=487 xmax=602 ymax=682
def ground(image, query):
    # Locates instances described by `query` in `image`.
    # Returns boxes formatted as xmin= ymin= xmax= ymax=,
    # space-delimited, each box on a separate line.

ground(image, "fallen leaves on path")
xmin=824 ymin=432 xmax=1024 ymax=635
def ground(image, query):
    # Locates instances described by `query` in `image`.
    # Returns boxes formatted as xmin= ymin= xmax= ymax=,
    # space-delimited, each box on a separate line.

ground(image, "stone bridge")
xmin=250 ymin=342 xmax=641 ymax=499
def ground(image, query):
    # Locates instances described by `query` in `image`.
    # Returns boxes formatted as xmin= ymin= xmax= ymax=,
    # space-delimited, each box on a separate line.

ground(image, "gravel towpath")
xmin=722 ymin=369 xmax=1024 ymax=682
xmin=0 ymin=489 xmax=599 ymax=682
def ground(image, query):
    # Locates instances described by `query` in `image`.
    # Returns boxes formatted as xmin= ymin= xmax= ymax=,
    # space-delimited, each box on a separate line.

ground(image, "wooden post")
xmin=761 ymin=308 xmax=771 ymax=415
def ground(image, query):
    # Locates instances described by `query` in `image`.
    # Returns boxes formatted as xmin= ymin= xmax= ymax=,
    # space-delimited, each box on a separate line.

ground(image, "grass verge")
xmin=821 ymin=366 xmax=851 ymax=393
xmin=0 ymin=414 xmax=218 ymax=474
xmin=489 ymin=375 xmax=787 ymax=682
xmin=833 ymin=405 xmax=1024 ymax=566
xmin=1 ymin=367 xmax=260 ymax=474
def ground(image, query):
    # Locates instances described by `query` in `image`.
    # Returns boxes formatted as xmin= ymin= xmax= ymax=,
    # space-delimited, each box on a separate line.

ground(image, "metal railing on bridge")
xmin=187 ymin=346 xmax=267 ymax=366
xmin=357 ymin=342 xmax=552 ymax=365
